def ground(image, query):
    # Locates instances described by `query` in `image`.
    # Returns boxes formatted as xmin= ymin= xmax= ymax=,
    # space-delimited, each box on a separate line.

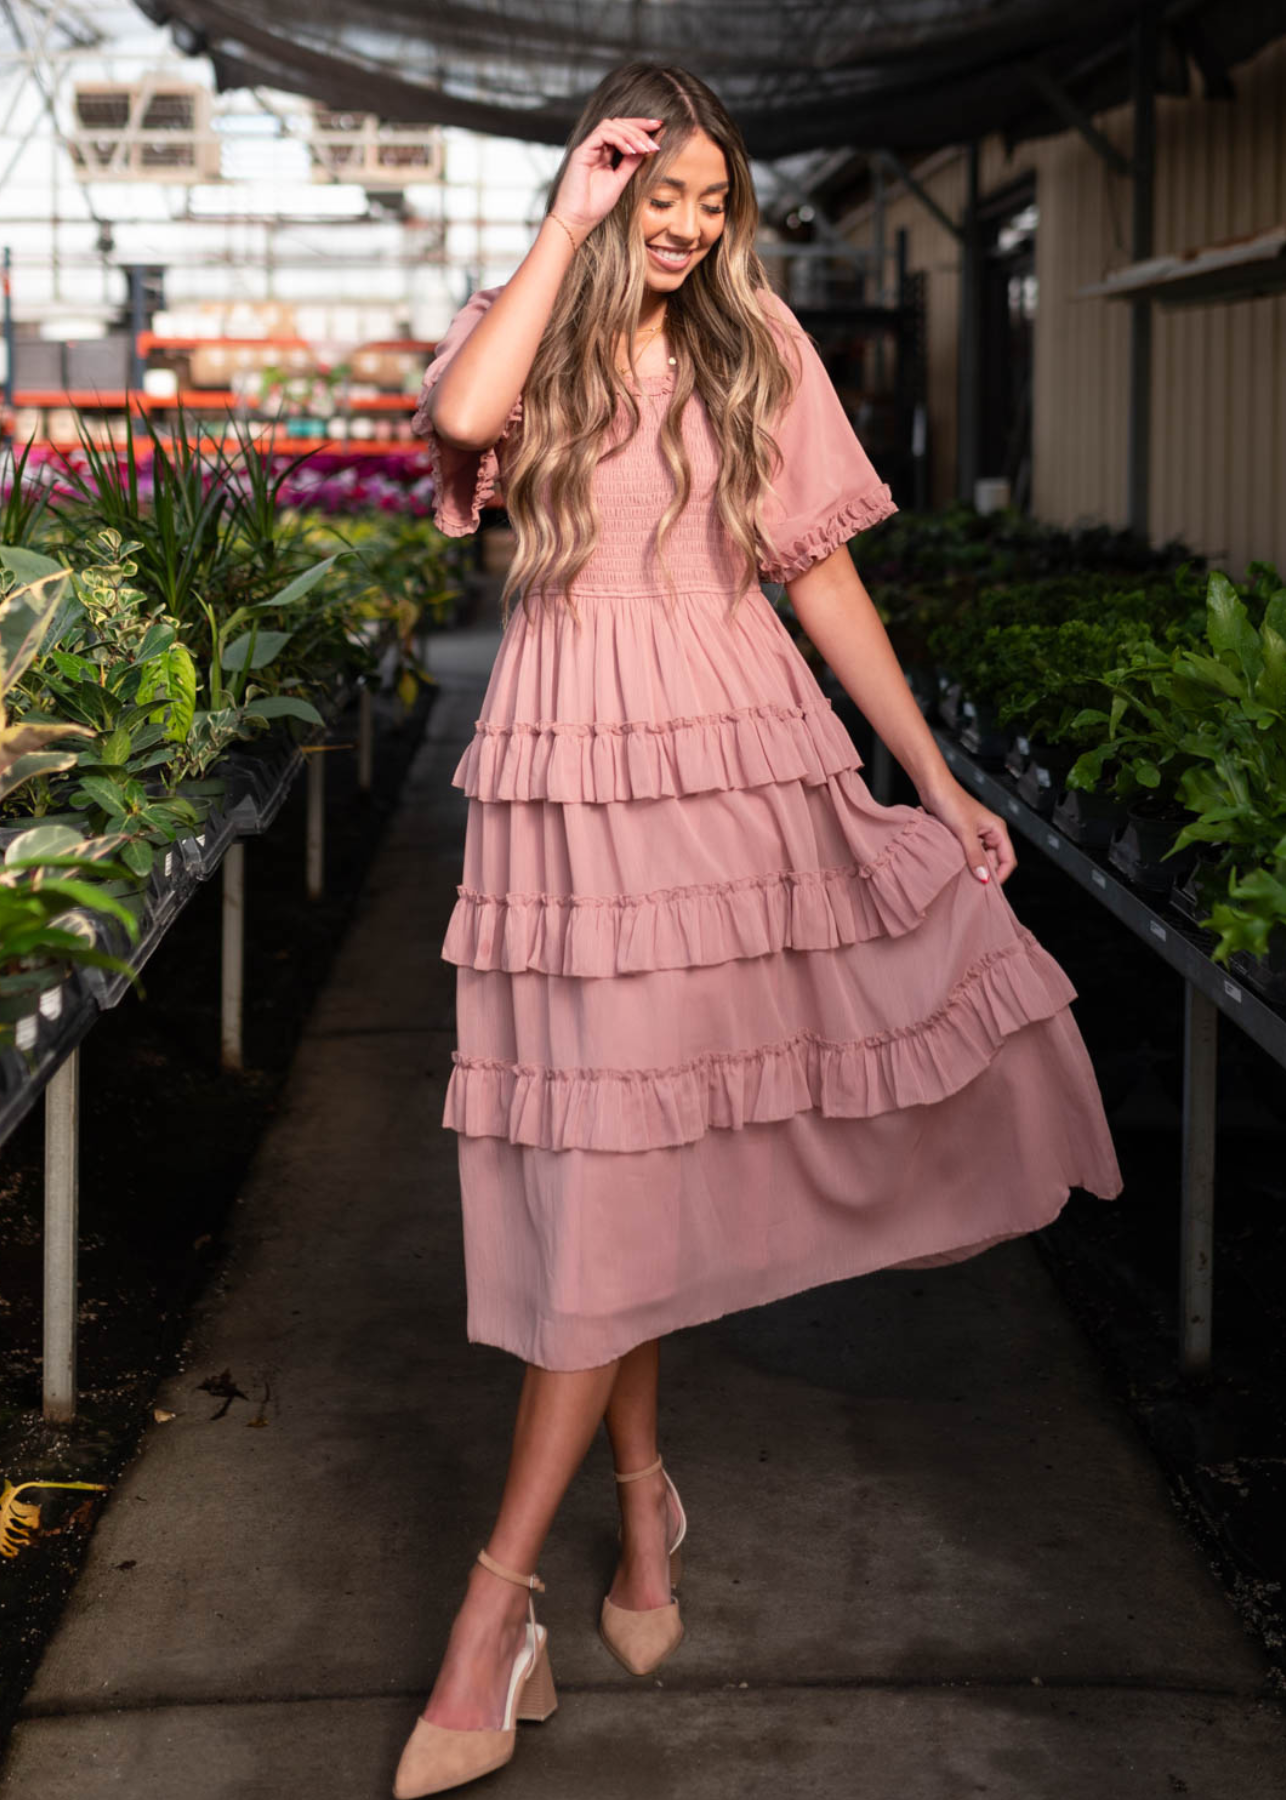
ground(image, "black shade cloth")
xmin=133 ymin=1 xmax=1286 ymax=161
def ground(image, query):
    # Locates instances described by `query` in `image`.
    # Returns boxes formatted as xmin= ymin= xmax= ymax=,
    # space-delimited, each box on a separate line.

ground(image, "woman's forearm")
xmin=785 ymin=545 xmax=955 ymax=800
xmin=427 ymin=214 xmax=585 ymax=451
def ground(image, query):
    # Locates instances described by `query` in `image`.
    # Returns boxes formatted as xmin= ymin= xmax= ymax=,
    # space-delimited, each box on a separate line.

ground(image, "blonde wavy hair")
xmin=498 ymin=60 xmax=802 ymax=627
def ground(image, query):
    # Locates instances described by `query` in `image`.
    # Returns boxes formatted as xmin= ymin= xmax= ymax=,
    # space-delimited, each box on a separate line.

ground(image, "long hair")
xmin=498 ymin=60 xmax=801 ymax=627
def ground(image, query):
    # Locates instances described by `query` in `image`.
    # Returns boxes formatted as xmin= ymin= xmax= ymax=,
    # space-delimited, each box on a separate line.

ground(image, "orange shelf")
xmin=137 ymin=332 xmax=438 ymax=354
xmin=151 ymin=391 xmax=420 ymax=411
xmin=137 ymin=333 xmax=314 ymax=353
xmin=13 ymin=390 xmax=422 ymax=414
xmin=13 ymin=390 xmax=148 ymax=409
xmin=25 ymin=435 xmax=429 ymax=457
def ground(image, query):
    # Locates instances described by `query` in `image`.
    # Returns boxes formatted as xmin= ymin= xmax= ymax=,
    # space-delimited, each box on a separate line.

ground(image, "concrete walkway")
xmin=4 ymin=611 xmax=1285 ymax=1799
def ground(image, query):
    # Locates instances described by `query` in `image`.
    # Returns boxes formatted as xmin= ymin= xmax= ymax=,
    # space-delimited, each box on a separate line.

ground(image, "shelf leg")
xmin=306 ymin=750 xmax=325 ymax=901
xmin=358 ymin=684 xmax=374 ymax=792
xmin=43 ymin=1048 xmax=80 ymax=1423
xmin=221 ymin=841 xmax=245 ymax=1072
xmin=869 ymin=734 xmax=894 ymax=805
xmin=1179 ymin=980 xmax=1217 ymax=1375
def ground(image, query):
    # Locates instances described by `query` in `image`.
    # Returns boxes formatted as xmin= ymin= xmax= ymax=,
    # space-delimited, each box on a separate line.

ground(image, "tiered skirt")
xmin=441 ymin=583 xmax=1124 ymax=1369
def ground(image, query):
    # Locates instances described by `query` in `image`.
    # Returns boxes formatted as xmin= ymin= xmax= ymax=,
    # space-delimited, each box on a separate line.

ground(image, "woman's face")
xmin=638 ymin=125 xmax=729 ymax=293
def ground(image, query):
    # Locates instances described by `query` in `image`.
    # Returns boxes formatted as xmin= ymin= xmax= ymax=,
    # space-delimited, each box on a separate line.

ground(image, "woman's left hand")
xmin=917 ymin=774 xmax=1017 ymax=886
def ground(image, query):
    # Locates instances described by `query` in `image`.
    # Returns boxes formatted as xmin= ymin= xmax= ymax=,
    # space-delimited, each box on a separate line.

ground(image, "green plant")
xmin=1067 ymin=571 xmax=1286 ymax=814
xmin=1199 ymin=836 xmax=1286 ymax=969
xmin=53 ymin=406 xmax=242 ymax=627
xmin=0 ymin=554 xmax=96 ymax=804
xmin=0 ymin=436 xmax=53 ymax=548
xmin=7 ymin=533 xmax=201 ymax=829
xmin=0 ymin=822 xmax=144 ymax=1031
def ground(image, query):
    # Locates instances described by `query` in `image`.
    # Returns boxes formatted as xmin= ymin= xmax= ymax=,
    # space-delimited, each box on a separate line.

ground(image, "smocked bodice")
xmin=525 ymin=373 xmax=752 ymax=603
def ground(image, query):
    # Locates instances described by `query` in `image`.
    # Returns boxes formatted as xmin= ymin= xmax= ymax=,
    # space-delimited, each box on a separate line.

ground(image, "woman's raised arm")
xmin=426 ymin=115 xmax=666 ymax=451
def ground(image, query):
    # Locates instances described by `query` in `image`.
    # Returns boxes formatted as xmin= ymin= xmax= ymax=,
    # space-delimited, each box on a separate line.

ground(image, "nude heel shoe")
xmin=391 ymin=1548 xmax=557 ymax=1799
xmin=598 ymin=1452 xmax=687 ymax=1676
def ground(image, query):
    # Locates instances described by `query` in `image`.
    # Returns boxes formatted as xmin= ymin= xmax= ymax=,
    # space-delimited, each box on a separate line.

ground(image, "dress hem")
xmin=463 ymin=1171 xmax=1122 ymax=1371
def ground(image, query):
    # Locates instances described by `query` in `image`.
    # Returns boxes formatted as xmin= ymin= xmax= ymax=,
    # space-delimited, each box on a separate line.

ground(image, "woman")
xmin=393 ymin=59 xmax=1123 ymax=1799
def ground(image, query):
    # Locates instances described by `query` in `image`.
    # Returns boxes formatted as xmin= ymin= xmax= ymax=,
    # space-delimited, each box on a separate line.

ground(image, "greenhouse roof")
xmin=134 ymin=0 xmax=1286 ymax=161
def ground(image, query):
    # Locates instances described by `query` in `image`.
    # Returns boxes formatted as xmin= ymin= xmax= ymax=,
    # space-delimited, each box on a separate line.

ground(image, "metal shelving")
xmin=930 ymin=725 xmax=1286 ymax=1378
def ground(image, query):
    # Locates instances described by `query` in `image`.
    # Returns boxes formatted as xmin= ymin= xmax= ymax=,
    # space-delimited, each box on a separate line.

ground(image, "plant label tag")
xmin=1149 ymin=920 xmax=1166 ymax=942
xmin=15 ymin=1015 xmax=37 ymax=1051
xmin=1222 ymin=980 xmax=1242 ymax=1004
xmin=1091 ymin=869 xmax=1107 ymax=888
xmin=38 ymin=986 xmax=62 ymax=1020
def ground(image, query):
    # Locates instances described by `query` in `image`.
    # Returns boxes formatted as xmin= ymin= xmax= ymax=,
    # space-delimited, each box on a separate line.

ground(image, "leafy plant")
xmin=1067 ymin=570 xmax=1286 ymax=818
xmin=0 ymin=822 xmax=144 ymax=1028
xmin=0 ymin=555 xmax=96 ymax=803
xmin=1200 ymin=837 xmax=1286 ymax=968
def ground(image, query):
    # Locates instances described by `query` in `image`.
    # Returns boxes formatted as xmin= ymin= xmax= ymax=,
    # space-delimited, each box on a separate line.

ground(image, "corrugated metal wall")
xmin=842 ymin=34 xmax=1286 ymax=575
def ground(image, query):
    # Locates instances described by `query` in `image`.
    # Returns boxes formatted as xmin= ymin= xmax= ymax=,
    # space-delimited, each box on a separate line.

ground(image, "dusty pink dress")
xmin=412 ymin=282 xmax=1123 ymax=1371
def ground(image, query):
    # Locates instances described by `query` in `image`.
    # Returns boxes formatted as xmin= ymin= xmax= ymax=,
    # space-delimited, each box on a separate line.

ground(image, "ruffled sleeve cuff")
xmin=410 ymin=286 xmax=523 ymax=537
xmin=757 ymin=481 xmax=899 ymax=585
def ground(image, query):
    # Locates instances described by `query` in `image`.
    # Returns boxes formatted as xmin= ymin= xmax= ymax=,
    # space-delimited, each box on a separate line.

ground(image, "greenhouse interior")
xmin=1 ymin=2 xmax=1285 ymax=1793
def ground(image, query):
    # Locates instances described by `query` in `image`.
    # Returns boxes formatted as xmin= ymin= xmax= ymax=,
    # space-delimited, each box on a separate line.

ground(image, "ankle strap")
xmin=476 ymin=1547 xmax=545 ymax=1592
xmin=614 ymin=1452 xmax=663 ymax=1484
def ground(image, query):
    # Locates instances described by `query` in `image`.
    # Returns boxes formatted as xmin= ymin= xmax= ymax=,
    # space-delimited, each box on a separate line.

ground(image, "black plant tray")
xmin=0 ymin=972 xmax=99 ymax=1143
xmin=1050 ymin=786 xmax=1128 ymax=850
xmin=1229 ymin=947 xmax=1286 ymax=1007
xmin=1107 ymin=817 xmax=1198 ymax=898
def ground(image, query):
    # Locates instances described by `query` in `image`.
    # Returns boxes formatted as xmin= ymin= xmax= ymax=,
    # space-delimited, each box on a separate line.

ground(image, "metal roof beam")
xmin=1019 ymin=59 xmax=1132 ymax=175
xmin=871 ymin=148 xmax=963 ymax=244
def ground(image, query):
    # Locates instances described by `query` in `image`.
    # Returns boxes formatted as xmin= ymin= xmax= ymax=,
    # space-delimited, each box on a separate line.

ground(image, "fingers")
xmin=967 ymin=815 xmax=1018 ymax=886
xmin=587 ymin=115 xmax=663 ymax=161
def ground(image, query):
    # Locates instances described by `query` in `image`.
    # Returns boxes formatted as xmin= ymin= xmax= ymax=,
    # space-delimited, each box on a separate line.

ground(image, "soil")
xmin=0 ymin=680 xmax=436 ymax=1743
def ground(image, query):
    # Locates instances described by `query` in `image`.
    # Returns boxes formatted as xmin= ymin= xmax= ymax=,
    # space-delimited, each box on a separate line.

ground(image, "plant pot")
xmin=0 ymin=962 xmax=70 ymax=1024
xmin=1016 ymin=737 xmax=1077 ymax=817
xmin=1228 ymin=925 xmax=1286 ymax=1007
xmin=1168 ymin=853 xmax=1227 ymax=937
xmin=957 ymin=694 xmax=1010 ymax=766
xmin=1004 ymin=730 xmax=1032 ymax=781
xmin=1051 ymin=784 xmax=1130 ymax=849
xmin=1107 ymin=804 xmax=1199 ymax=897
xmin=0 ymin=965 xmax=82 ymax=1063
xmin=937 ymin=676 xmax=964 ymax=733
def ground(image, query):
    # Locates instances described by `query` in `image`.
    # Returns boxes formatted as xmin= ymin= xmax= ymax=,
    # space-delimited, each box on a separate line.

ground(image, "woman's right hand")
xmin=552 ymin=116 xmax=665 ymax=240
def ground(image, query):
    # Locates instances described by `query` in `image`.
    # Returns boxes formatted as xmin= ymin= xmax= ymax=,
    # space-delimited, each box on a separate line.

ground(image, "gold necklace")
xmin=619 ymin=310 xmax=676 ymax=379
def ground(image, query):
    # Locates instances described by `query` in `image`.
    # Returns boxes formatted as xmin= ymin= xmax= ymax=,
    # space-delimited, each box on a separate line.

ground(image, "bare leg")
xmin=603 ymin=1338 xmax=677 ymax=1611
xmin=421 ymin=1357 xmax=620 ymax=1730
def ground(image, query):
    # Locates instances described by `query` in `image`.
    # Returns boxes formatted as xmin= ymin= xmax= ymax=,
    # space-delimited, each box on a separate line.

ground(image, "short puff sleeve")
xmin=755 ymin=291 xmax=897 ymax=583
xmin=411 ymin=284 xmax=524 ymax=536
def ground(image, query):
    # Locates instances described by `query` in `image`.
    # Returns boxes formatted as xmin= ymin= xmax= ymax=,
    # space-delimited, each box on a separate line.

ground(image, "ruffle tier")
xmin=442 ymin=810 xmax=965 ymax=975
xmin=443 ymin=929 xmax=1076 ymax=1152
xmin=451 ymin=696 xmax=861 ymax=803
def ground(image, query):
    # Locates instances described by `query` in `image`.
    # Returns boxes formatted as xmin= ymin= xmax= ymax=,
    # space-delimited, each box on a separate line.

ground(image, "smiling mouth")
xmin=648 ymin=245 xmax=693 ymax=267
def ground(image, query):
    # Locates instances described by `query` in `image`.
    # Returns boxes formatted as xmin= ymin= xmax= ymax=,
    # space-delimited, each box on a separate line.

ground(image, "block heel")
xmin=514 ymin=1634 xmax=557 ymax=1722
xmin=391 ymin=1548 xmax=557 ymax=1798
